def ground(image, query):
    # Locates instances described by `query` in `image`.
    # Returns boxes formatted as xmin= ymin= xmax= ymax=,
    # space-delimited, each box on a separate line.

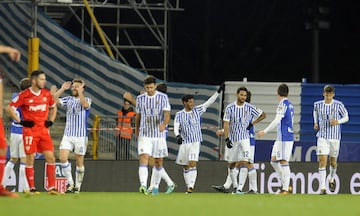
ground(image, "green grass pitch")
xmin=1 ymin=192 xmax=359 ymax=216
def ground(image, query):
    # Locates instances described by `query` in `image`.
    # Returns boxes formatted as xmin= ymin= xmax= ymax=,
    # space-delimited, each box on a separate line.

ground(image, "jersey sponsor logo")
xmin=29 ymin=104 xmax=47 ymax=111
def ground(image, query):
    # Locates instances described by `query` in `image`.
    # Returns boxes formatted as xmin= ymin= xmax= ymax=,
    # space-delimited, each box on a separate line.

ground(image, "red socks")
xmin=46 ymin=163 xmax=56 ymax=189
xmin=0 ymin=155 xmax=5 ymax=189
xmin=25 ymin=166 xmax=35 ymax=189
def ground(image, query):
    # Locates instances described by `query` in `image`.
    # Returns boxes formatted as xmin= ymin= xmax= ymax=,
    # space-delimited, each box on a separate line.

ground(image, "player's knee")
xmin=188 ymin=161 xmax=197 ymax=167
xmin=59 ymin=158 xmax=67 ymax=163
xmin=330 ymin=160 xmax=337 ymax=168
xmin=279 ymin=160 xmax=288 ymax=165
xmin=11 ymin=158 xmax=19 ymax=163
xmin=139 ymin=154 xmax=149 ymax=165
xmin=45 ymin=155 xmax=56 ymax=163
xmin=154 ymin=158 xmax=163 ymax=167
xmin=59 ymin=155 xmax=68 ymax=163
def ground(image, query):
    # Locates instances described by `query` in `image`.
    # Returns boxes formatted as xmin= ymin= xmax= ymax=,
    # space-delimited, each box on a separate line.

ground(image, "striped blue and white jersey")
xmin=10 ymin=93 xmax=23 ymax=134
xmin=223 ymin=101 xmax=263 ymax=142
xmin=136 ymin=91 xmax=171 ymax=138
xmin=174 ymin=92 xmax=219 ymax=144
xmin=275 ymin=98 xmax=294 ymax=142
xmin=313 ymin=99 xmax=348 ymax=140
xmin=59 ymin=96 xmax=91 ymax=137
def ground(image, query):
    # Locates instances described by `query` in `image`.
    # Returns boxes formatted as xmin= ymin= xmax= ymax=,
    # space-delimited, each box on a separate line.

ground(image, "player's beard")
xmin=72 ymin=90 xmax=78 ymax=97
xmin=36 ymin=82 xmax=44 ymax=89
xmin=236 ymin=98 xmax=245 ymax=105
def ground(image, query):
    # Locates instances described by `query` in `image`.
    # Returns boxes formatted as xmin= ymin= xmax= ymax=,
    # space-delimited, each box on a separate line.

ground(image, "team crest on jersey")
xmin=75 ymin=107 xmax=81 ymax=113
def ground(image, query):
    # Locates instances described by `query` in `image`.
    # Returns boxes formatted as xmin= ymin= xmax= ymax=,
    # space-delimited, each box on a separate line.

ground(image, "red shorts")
xmin=23 ymin=126 xmax=54 ymax=154
xmin=0 ymin=118 xmax=7 ymax=149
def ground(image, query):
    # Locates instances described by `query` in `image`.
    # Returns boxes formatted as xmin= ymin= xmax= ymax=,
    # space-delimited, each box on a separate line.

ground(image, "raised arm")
xmin=76 ymin=82 xmax=90 ymax=109
xmin=200 ymin=84 xmax=224 ymax=110
xmin=201 ymin=91 xmax=220 ymax=110
xmin=52 ymin=81 xmax=71 ymax=104
xmin=123 ymin=92 xmax=137 ymax=106
xmin=0 ymin=45 xmax=21 ymax=61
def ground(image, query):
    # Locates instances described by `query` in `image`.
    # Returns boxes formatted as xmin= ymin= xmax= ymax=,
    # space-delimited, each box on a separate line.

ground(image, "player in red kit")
xmin=0 ymin=45 xmax=21 ymax=198
xmin=6 ymin=70 xmax=61 ymax=195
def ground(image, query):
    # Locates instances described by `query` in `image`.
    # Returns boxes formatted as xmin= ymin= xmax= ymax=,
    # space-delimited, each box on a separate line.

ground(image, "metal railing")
xmin=91 ymin=115 xmax=138 ymax=160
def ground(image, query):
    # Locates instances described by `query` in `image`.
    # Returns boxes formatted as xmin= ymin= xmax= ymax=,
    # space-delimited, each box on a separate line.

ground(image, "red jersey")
xmin=10 ymin=88 xmax=55 ymax=127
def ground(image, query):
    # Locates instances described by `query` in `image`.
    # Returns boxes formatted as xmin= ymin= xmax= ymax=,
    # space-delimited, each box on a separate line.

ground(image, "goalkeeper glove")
xmin=217 ymin=83 xmax=225 ymax=93
xmin=45 ymin=120 xmax=53 ymax=128
xmin=176 ymin=135 xmax=183 ymax=144
xmin=247 ymin=123 xmax=253 ymax=130
xmin=225 ymin=138 xmax=233 ymax=148
xmin=20 ymin=120 xmax=34 ymax=128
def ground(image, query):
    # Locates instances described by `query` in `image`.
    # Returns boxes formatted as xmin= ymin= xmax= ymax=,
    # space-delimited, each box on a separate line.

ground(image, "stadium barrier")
xmin=90 ymin=115 xmax=222 ymax=161
xmin=91 ymin=115 xmax=138 ymax=161
xmin=4 ymin=160 xmax=360 ymax=194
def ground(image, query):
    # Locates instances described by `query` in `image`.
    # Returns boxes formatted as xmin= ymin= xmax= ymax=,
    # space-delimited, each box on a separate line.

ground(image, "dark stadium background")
xmin=64 ymin=0 xmax=360 ymax=85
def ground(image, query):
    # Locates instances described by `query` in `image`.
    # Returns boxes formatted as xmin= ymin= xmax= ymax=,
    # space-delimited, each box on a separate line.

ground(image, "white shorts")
xmin=9 ymin=133 xmax=26 ymax=158
xmin=316 ymin=138 xmax=340 ymax=157
xmin=59 ymin=136 xmax=88 ymax=156
xmin=176 ymin=142 xmax=200 ymax=165
xmin=137 ymin=136 xmax=168 ymax=158
xmin=223 ymin=139 xmax=252 ymax=163
xmin=271 ymin=141 xmax=294 ymax=161
xmin=223 ymin=145 xmax=235 ymax=163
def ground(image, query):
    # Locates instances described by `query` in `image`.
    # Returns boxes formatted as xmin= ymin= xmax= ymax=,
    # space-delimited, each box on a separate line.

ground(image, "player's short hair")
xmin=143 ymin=75 xmax=156 ymax=85
xmin=72 ymin=79 xmax=86 ymax=89
xmin=323 ymin=84 xmax=335 ymax=93
xmin=156 ymin=83 xmax=167 ymax=93
xmin=246 ymin=90 xmax=252 ymax=103
xmin=278 ymin=83 xmax=289 ymax=97
xmin=236 ymin=86 xmax=248 ymax=94
xmin=182 ymin=94 xmax=194 ymax=103
xmin=30 ymin=70 xmax=45 ymax=80
xmin=19 ymin=77 xmax=31 ymax=91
